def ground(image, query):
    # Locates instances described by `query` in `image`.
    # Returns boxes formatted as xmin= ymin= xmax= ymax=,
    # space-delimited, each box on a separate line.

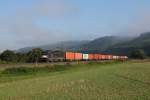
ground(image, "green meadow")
xmin=0 ymin=61 xmax=149 ymax=100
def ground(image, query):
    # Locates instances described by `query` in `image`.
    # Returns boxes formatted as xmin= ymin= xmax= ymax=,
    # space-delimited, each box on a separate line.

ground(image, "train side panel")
xmin=75 ymin=53 xmax=83 ymax=60
xmin=65 ymin=52 xmax=75 ymax=61
xmin=98 ymin=54 xmax=102 ymax=60
xmin=113 ymin=56 xmax=117 ymax=60
xmin=83 ymin=54 xmax=89 ymax=60
xmin=108 ymin=55 xmax=113 ymax=60
xmin=94 ymin=54 xmax=99 ymax=60
xmin=101 ymin=55 xmax=105 ymax=60
xmin=89 ymin=54 xmax=94 ymax=60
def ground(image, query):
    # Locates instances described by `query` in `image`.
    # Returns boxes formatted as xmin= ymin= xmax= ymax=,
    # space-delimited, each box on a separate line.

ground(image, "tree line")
xmin=129 ymin=49 xmax=147 ymax=59
xmin=0 ymin=48 xmax=43 ymax=63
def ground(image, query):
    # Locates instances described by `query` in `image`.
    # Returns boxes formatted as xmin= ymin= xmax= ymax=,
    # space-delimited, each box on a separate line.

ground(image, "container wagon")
xmin=88 ymin=54 xmax=94 ymax=60
xmin=83 ymin=54 xmax=89 ymax=60
xmin=41 ymin=51 xmax=128 ymax=62
xmin=65 ymin=52 xmax=75 ymax=61
xmin=74 ymin=53 xmax=83 ymax=60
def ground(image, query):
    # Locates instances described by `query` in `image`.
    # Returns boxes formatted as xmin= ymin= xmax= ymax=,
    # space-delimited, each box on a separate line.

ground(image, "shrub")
xmin=0 ymin=60 xmax=7 ymax=64
xmin=0 ymin=50 xmax=18 ymax=63
xmin=130 ymin=49 xmax=146 ymax=59
xmin=1 ymin=64 xmax=70 ymax=76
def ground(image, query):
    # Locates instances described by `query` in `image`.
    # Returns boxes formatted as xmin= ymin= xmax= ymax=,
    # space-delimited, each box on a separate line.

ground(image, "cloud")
xmin=131 ymin=13 xmax=150 ymax=35
xmin=125 ymin=10 xmax=150 ymax=36
xmin=0 ymin=0 xmax=74 ymax=50
xmin=16 ymin=0 xmax=73 ymax=18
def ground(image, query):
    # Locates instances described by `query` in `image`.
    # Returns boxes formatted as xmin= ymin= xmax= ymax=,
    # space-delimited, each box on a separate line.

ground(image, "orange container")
xmin=65 ymin=52 xmax=75 ymax=60
xmin=101 ymin=55 xmax=106 ymax=60
xmin=105 ymin=55 xmax=111 ymax=60
xmin=94 ymin=54 xmax=99 ymax=60
xmin=75 ymin=53 xmax=83 ymax=60
xmin=105 ymin=55 xmax=108 ymax=60
xmin=107 ymin=55 xmax=113 ymax=60
xmin=98 ymin=54 xmax=102 ymax=60
xmin=89 ymin=54 xmax=94 ymax=60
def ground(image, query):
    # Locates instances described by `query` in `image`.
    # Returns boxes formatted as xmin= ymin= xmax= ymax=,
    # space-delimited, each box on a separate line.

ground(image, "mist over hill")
xmin=78 ymin=36 xmax=132 ymax=53
xmin=17 ymin=32 xmax=150 ymax=56
xmin=17 ymin=36 xmax=130 ymax=53
xmin=17 ymin=40 xmax=89 ymax=53
xmin=104 ymin=32 xmax=150 ymax=56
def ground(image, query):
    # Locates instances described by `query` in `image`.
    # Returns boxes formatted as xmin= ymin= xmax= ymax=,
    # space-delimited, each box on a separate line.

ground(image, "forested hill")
xmin=104 ymin=32 xmax=150 ymax=56
xmin=78 ymin=36 xmax=131 ymax=53
xmin=17 ymin=32 xmax=150 ymax=56
xmin=17 ymin=40 xmax=89 ymax=53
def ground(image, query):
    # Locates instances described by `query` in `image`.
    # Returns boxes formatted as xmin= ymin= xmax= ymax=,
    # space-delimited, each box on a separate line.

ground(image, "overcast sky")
xmin=0 ymin=0 xmax=150 ymax=51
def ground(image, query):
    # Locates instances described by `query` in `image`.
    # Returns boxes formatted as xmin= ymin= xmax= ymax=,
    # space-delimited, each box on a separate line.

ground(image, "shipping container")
xmin=65 ymin=52 xmax=75 ymax=60
xmin=88 ymin=54 xmax=94 ymax=60
xmin=119 ymin=56 xmax=128 ymax=60
xmin=101 ymin=55 xmax=106 ymax=60
xmin=108 ymin=55 xmax=113 ymax=60
xmin=75 ymin=53 xmax=83 ymax=60
xmin=105 ymin=55 xmax=108 ymax=60
xmin=119 ymin=56 xmax=123 ymax=59
xmin=113 ymin=56 xmax=117 ymax=60
xmin=125 ymin=56 xmax=128 ymax=59
xmin=98 ymin=54 xmax=102 ymax=60
xmin=105 ymin=55 xmax=112 ymax=60
xmin=119 ymin=56 xmax=124 ymax=61
xmin=94 ymin=54 xmax=99 ymax=60
xmin=83 ymin=54 xmax=89 ymax=60
xmin=116 ymin=56 xmax=119 ymax=59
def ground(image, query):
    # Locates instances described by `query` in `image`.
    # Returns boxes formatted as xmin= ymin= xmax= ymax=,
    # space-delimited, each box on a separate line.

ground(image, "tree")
xmin=27 ymin=48 xmax=43 ymax=65
xmin=16 ymin=53 xmax=28 ymax=63
xmin=0 ymin=50 xmax=18 ymax=63
xmin=130 ymin=49 xmax=146 ymax=59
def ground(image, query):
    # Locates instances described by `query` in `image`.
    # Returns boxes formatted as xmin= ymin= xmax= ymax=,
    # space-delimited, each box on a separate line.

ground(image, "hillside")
xmin=17 ymin=40 xmax=89 ymax=53
xmin=79 ymin=36 xmax=131 ymax=53
xmin=104 ymin=32 xmax=150 ymax=55
xmin=17 ymin=32 xmax=150 ymax=56
xmin=17 ymin=36 xmax=129 ymax=53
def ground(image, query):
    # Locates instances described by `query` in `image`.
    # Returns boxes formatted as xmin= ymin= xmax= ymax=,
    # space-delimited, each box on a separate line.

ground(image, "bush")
xmin=0 ymin=60 xmax=7 ymax=64
xmin=27 ymin=48 xmax=43 ymax=63
xmin=1 ymin=64 xmax=71 ymax=76
xmin=0 ymin=50 xmax=18 ymax=63
xmin=130 ymin=49 xmax=146 ymax=59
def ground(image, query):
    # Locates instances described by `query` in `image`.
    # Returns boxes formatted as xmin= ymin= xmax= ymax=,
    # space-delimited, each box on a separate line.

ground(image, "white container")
xmin=83 ymin=54 xmax=89 ymax=60
xmin=125 ymin=56 xmax=128 ymax=59
xmin=113 ymin=56 xmax=117 ymax=59
xmin=116 ymin=56 xmax=119 ymax=59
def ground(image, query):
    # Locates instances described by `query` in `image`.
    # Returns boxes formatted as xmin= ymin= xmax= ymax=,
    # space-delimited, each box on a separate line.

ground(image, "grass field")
xmin=0 ymin=61 xmax=149 ymax=100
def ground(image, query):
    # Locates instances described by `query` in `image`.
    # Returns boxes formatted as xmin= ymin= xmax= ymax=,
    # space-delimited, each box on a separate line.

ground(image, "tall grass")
xmin=1 ymin=60 xmax=122 ymax=76
xmin=1 ymin=65 xmax=72 ymax=76
xmin=0 ymin=61 xmax=124 ymax=84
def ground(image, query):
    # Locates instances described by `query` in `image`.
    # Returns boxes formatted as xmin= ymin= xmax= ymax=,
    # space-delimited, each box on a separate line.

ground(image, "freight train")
xmin=65 ymin=52 xmax=128 ymax=61
xmin=41 ymin=50 xmax=128 ymax=62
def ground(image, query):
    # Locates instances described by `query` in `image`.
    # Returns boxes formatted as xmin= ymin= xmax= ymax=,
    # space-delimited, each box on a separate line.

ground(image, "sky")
xmin=0 ymin=0 xmax=150 ymax=51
